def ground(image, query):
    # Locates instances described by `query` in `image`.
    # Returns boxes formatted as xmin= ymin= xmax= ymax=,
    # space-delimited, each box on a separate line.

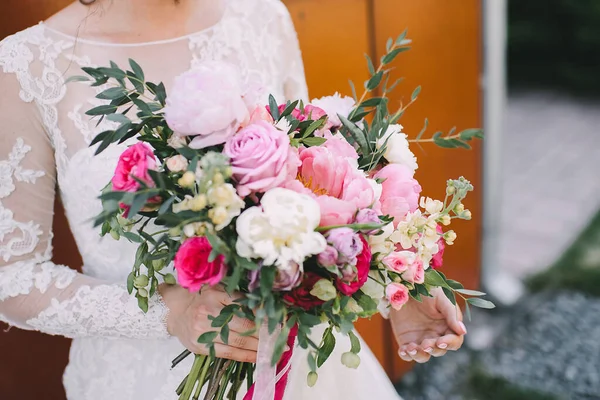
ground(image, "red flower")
xmin=174 ymin=237 xmax=227 ymax=292
xmin=336 ymin=236 xmax=371 ymax=296
xmin=283 ymin=272 xmax=325 ymax=311
xmin=431 ymin=224 xmax=445 ymax=269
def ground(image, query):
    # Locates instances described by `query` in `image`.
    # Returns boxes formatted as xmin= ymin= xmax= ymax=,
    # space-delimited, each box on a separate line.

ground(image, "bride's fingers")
xmin=213 ymin=332 xmax=259 ymax=352
xmin=439 ymin=296 xmax=467 ymax=336
xmin=398 ymin=347 xmax=413 ymax=362
xmin=212 ymin=343 xmax=257 ymax=363
xmin=228 ymin=316 xmax=259 ymax=339
xmin=419 ymin=338 xmax=446 ymax=358
xmin=406 ymin=343 xmax=430 ymax=364
xmin=436 ymin=333 xmax=464 ymax=352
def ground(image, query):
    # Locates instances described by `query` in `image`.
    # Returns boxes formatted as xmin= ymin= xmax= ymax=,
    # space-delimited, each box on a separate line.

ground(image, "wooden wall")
xmin=0 ymin=0 xmax=481 ymax=398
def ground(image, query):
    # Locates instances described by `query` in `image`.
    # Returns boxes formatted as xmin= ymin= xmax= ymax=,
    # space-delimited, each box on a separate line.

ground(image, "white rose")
xmin=235 ymin=188 xmax=326 ymax=267
xmin=167 ymin=134 xmax=187 ymax=149
xmin=165 ymin=155 xmax=189 ymax=172
xmin=377 ymin=124 xmax=418 ymax=172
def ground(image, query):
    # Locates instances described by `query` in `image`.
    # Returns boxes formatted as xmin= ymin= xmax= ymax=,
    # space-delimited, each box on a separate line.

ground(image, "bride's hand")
xmin=159 ymin=284 xmax=258 ymax=363
xmin=390 ymin=287 xmax=466 ymax=363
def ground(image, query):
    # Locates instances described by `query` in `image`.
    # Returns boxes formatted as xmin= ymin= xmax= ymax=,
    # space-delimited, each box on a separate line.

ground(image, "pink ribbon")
xmin=244 ymin=324 xmax=298 ymax=400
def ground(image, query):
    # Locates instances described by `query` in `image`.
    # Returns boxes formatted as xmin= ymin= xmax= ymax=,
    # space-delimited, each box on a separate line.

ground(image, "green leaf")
xmin=339 ymin=115 xmax=369 ymax=154
xmin=271 ymin=327 xmax=290 ymax=366
xmin=302 ymin=137 xmax=327 ymax=147
xmin=279 ymin=100 xmax=299 ymax=119
xmin=90 ymin=130 xmax=112 ymax=147
xmin=220 ymin=324 xmax=230 ymax=345
xmin=386 ymin=37 xmax=393 ymax=52
xmin=366 ymin=71 xmax=384 ymax=91
xmin=355 ymin=291 xmax=378 ymax=314
xmin=150 ymin=277 xmax=158 ymax=297
xmin=464 ymin=301 xmax=472 ymax=322
xmin=122 ymin=232 xmax=142 ymax=243
xmin=126 ymin=271 xmax=135 ymax=294
xmin=132 ymin=98 xmax=152 ymax=115
xmin=415 ymin=118 xmax=429 ymax=141
xmin=446 ymin=279 xmax=464 ymax=290
xmin=137 ymin=294 xmax=148 ymax=313
xmin=348 ymin=330 xmax=361 ymax=354
xmin=65 ymin=75 xmax=90 ymax=84
xmin=301 ymin=117 xmax=326 ymax=138
xmin=459 ymin=128 xmax=484 ymax=141
xmin=106 ymin=113 xmax=131 ymax=124
xmin=442 ymin=287 xmax=457 ymax=306
xmin=467 ymin=298 xmax=496 ymax=309
xmin=129 ymin=59 xmax=145 ymax=82
xmin=424 ymin=269 xmax=449 ymax=288
xmin=364 ymin=54 xmax=375 ymax=75
xmin=96 ymin=66 xmax=126 ymax=80
xmin=386 ymin=77 xmax=404 ymax=94
xmin=158 ymin=196 xmax=176 ymax=215
xmin=395 ymin=29 xmax=408 ymax=46
xmin=456 ymin=289 xmax=487 ymax=297
xmin=382 ymin=47 xmax=409 ymax=65
xmin=307 ymin=352 xmax=317 ymax=372
xmin=268 ymin=95 xmax=280 ymax=120
xmin=127 ymin=71 xmax=145 ymax=94
xmin=317 ymin=328 xmax=336 ymax=368
xmin=128 ymin=192 xmax=155 ymax=217
xmin=360 ymin=97 xmax=385 ymax=108
xmin=97 ymin=87 xmax=127 ymax=100
xmin=349 ymin=80 xmax=357 ymax=101
xmin=411 ymin=85 xmax=421 ymax=101
xmin=197 ymin=331 xmax=218 ymax=344
xmin=86 ymin=105 xmax=118 ymax=116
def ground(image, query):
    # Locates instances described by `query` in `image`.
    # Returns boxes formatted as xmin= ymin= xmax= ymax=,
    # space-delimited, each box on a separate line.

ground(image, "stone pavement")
xmin=497 ymin=91 xmax=600 ymax=279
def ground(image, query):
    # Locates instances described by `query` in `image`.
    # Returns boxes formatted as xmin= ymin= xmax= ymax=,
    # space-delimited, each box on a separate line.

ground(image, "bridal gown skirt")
xmin=63 ymin=324 xmax=402 ymax=400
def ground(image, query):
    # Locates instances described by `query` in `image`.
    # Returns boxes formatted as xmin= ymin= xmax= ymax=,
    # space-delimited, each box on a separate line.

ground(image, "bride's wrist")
xmin=158 ymin=283 xmax=193 ymax=336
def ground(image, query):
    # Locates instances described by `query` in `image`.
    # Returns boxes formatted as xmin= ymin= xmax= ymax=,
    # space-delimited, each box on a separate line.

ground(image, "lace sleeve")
xmin=278 ymin=3 xmax=309 ymax=102
xmin=0 ymin=63 xmax=169 ymax=339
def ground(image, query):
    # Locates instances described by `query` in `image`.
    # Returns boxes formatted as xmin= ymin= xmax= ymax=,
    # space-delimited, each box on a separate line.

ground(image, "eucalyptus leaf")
xmin=317 ymin=328 xmax=336 ymax=368
xmin=348 ymin=330 xmax=361 ymax=354
xmin=467 ymin=298 xmax=496 ymax=309
xmin=411 ymin=85 xmax=422 ymax=101
xmin=456 ymin=289 xmax=487 ymax=297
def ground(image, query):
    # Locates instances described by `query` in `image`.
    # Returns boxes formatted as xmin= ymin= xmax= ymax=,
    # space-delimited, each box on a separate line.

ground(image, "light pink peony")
xmin=174 ymin=237 xmax=227 ymax=292
xmin=402 ymin=257 xmax=425 ymax=284
xmin=164 ymin=61 xmax=249 ymax=149
xmin=386 ymin=283 xmax=410 ymax=310
xmin=311 ymin=93 xmax=356 ymax=127
xmin=375 ymin=164 xmax=421 ymax=227
xmin=111 ymin=142 xmax=156 ymax=192
xmin=224 ymin=121 xmax=300 ymax=197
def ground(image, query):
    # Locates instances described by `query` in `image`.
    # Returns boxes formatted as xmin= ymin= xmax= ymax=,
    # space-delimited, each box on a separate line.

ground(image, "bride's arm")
xmin=0 ymin=70 xmax=171 ymax=339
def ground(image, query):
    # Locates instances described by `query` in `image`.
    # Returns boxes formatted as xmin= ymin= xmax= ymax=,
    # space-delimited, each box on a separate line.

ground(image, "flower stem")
xmin=316 ymin=222 xmax=385 ymax=232
xmin=179 ymin=355 xmax=205 ymax=400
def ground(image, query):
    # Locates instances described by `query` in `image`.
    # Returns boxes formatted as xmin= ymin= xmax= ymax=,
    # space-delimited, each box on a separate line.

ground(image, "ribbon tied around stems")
xmin=245 ymin=322 xmax=298 ymax=400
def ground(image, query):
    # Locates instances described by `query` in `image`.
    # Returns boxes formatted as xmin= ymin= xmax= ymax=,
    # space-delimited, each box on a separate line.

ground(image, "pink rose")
xmin=386 ymin=283 xmax=410 ymax=310
xmin=382 ymin=251 xmax=416 ymax=274
xmin=336 ymin=236 xmax=371 ymax=296
xmin=317 ymin=246 xmax=339 ymax=268
xmin=112 ymin=142 xmax=156 ymax=192
xmin=242 ymin=106 xmax=275 ymax=128
xmin=402 ymin=257 xmax=425 ymax=284
xmin=224 ymin=121 xmax=300 ymax=197
xmin=375 ymin=164 xmax=421 ymax=227
xmin=174 ymin=237 xmax=227 ymax=292
xmin=432 ymin=224 xmax=445 ymax=269
xmin=164 ymin=62 xmax=249 ymax=149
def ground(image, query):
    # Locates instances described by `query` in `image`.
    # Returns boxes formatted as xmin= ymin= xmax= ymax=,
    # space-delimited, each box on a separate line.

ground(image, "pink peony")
xmin=164 ymin=61 xmax=249 ymax=149
xmin=431 ymin=224 xmax=445 ymax=269
xmin=224 ymin=121 xmax=300 ymax=197
xmin=386 ymin=283 xmax=410 ymax=310
xmin=402 ymin=257 xmax=425 ymax=284
xmin=336 ymin=236 xmax=371 ymax=296
xmin=323 ymin=134 xmax=359 ymax=162
xmin=375 ymin=164 xmax=421 ymax=227
xmin=111 ymin=142 xmax=156 ymax=192
xmin=382 ymin=251 xmax=416 ymax=274
xmin=174 ymin=237 xmax=227 ymax=292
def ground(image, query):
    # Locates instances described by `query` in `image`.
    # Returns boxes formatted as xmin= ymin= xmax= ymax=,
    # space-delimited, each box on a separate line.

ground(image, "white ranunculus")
xmin=235 ymin=188 xmax=327 ymax=268
xmin=165 ymin=155 xmax=189 ymax=172
xmin=376 ymin=124 xmax=418 ymax=172
xmin=311 ymin=93 xmax=356 ymax=127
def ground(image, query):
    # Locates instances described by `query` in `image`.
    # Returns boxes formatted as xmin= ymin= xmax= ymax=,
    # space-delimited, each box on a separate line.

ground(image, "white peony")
xmin=311 ymin=93 xmax=356 ymax=127
xmin=235 ymin=188 xmax=327 ymax=268
xmin=376 ymin=124 xmax=418 ymax=172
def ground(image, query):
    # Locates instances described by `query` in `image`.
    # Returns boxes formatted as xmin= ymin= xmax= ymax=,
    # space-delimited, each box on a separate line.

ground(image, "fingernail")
xmin=459 ymin=322 xmax=468 ymax=334
xmin=284 ymin=345 xmax=291 ymax=352
xmin=408 ymin=349 xmax=417 ymax=356
xmin=399 ymin=351 xmax=407 ymax=356
xmin=438 ymin=343 xmax=448 ymax=349
xmin=424 ymin=347 xmax=433 ymax=353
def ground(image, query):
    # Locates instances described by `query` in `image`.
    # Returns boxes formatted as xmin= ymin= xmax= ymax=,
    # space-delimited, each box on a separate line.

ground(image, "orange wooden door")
xmin=286 ymin=0 xmax=483 ymax=381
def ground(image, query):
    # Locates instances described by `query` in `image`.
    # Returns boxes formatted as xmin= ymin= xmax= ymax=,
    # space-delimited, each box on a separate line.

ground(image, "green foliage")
xmin=509 ymin=0 xmax=600 ymax=94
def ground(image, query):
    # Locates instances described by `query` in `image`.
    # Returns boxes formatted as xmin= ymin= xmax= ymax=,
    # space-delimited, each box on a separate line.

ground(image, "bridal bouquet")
xmin=75 ymin=30 xmax=492 ymax=400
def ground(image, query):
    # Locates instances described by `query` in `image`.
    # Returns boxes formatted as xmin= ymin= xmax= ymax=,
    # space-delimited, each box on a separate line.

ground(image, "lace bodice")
xmin=0 ymin=0 xmax=307 ymax=339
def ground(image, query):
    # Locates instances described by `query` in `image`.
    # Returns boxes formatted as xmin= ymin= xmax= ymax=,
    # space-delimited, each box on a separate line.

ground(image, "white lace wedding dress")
xmin=0 ymin=1 xmax=402 ymax=399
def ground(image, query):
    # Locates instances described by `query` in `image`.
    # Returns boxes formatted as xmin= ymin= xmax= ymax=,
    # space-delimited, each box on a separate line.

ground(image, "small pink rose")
xmin=224 ymin=121 xmax=300 ymax=197
xmin=242 ymin=106 xmax=275 ymax=128
xmin=174 ymin=237 xmax=227 ymax=292
xmin=317 ymin=246 xmax=339 ymax=268
xmin=382 ymin=251 xmax=416 ymax=274
xmin=386 ymin=283 xmax=410 ymax=310
xmin=402 ymin=257 xmax=425 ymax=284
xmin=111 ymin=142 xmax=156 ymax=193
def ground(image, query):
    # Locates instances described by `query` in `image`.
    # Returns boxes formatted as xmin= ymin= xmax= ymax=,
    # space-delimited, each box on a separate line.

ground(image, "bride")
xmin=0 ymin=0 xmax=467 ymax=398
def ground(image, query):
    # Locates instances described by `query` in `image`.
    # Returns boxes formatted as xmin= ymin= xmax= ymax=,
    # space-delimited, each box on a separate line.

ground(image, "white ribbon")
xmin=251 ymin=321 xmax=294 ymax=400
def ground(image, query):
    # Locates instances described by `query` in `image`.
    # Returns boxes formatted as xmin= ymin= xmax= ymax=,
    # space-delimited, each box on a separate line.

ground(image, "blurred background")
xmin=0 ymin=0 xmax=598 ymax=399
